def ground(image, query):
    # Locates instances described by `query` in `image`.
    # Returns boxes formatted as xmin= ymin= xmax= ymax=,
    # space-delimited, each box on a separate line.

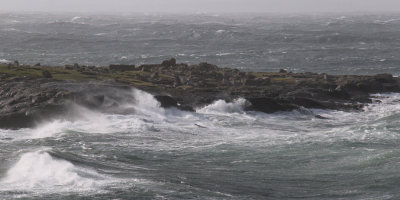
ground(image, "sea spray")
xmin=0 ymin=150 xmax=106 ymax=193
xmin=197 ymin=98 xmax=249 ymax=114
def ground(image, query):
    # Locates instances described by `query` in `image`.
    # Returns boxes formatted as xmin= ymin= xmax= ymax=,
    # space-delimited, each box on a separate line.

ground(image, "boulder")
xmin=374 ymin=73 xmax=395 ymax=83
xmin=279 ymin=69 xmax=287 ymax=73
xmin=42 ymin=70 xmax=52 ymax=78
xmin=161 ymin=58 xmax=176 ymax=67
xmin=173 ymin=76 xmax=181 ymax=87
xmin=154 ymin=95 xmax=178 ymax=108
xmin=196 ymin=62 xmax=218 ymax=71
xmin=245 ymin=97 xmax=297 ymax=113
xmin=290 ymin=97 xmax=327 ymax=109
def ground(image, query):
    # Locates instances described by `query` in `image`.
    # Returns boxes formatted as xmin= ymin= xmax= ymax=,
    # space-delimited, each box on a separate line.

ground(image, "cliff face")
xmin=1 ymin=59 xmax=400 ymax=129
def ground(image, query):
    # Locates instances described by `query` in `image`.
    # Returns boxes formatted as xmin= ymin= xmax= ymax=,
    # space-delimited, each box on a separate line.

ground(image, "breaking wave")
xmin=3 ymin=89 xmax=400 ymax=199
xmin=0 ymin=150 xmax=108 ymax=194
xmin=197 ymin=98 xmax=248 ymax=114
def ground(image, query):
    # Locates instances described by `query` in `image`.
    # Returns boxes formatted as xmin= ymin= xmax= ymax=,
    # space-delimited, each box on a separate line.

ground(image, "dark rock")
xmin=279 ymin=69 xmax=287 ymax=73
xmin=195 ymin=124 xmax=207 ymax=128
xmin=315 ymin=115 xmax=328 ymax=119
xmin=139 ymin=64 xmax=158 ymax=72
xmin=173 ymin=76 xmax=181 ymax=87
xmin=245 ymin=97 xmax=297 ymax=113
xmin=161 ymin=58 xmax=176 ymax=67
xmin=2 ymin=61 xmax=400 ymax=129
xmin=153 ymin=95 xmax=194 ymax=111
xmin=180 ymin=105 xmax=195 ymax=112
xmin=328 ymin=87 xmax=350 ymax=99
xmin=291 ymin=97 xmax=327 ymax=109
xmin=196 ymin=62 xmax=218 ymax=71
xmin=109 ymin=64 xmax=136 ymax=72
xmin=154 ymin=95 xmax=178 ymax=108
xmin=0 ymin=104 xmax=68 ymax=129
xmin=374 ymin=73 xmax=395 ymax=83
xmin=34 ymin=63 xmax=41 ymax=66
xmin=42 ymin=71 xmax=52 ymax=78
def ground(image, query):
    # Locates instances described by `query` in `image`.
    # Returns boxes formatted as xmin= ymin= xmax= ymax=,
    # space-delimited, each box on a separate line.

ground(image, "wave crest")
xmin=0 ymin=150 xmax=106 ymax=193
xmin=197 ymin=98 xmax=249 ymax=114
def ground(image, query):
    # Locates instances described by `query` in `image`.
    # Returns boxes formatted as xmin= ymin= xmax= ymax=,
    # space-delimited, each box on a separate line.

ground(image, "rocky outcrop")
xmin=245 ymin=97 xmax=297 ymax=113
xmin=161 ymin=58 xmax=176 ymax=67
xmin=0 ymin=78 xmax=71 ymax=129
xmin=1 ymin=59 xmax=400 ymax=129
xmin=109 ymin=64 xmax=137 ymax=72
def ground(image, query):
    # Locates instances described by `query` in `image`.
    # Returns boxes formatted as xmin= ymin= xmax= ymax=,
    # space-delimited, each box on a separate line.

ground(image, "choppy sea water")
xmin=1 ymin=90 xmax=400 ymax=199
xmin=1 ymin=13 xmax=400 ymax=74
xmin=2 ymin=13 xmax=400 ymax=199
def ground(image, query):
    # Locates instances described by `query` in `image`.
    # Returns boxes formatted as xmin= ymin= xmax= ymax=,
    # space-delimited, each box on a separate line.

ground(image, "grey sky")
xmin=1 ymin=0 xmax=400 ymax=13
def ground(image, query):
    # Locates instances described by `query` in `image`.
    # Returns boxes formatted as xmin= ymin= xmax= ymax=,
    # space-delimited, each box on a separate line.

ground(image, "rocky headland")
xmin=1 ymin=58 xmax=400 ymax=129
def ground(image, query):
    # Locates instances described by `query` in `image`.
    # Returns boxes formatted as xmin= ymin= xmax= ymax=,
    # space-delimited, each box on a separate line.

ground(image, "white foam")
xmin=71 ymin=16 xmax=81 ymax=22
xmin=0 ymin=59 xmax=11 ymax=64
xmin=21 ymin=89 xmax=169 ymax=139
xmin=197 ymin=98 xmax=248 ymax=114
xmin=0 ymin=150 xmax=107 ymax=193
xmin=216 ymin=52 xmax=234 ymax=56
xmin=94 ymin=33 xmax=107 ymax=36
xmin=188 ymin=93 xmax=400 ymax=147
xmin=216 ymin=29 xmax=226 ymax=34
xmin=19 ymin=90 xmax=400 ymax=149
xmin=125 ymin=89 xmax=166 ymax=120
xmin=29 ymin=120 xmax=70 ymax=139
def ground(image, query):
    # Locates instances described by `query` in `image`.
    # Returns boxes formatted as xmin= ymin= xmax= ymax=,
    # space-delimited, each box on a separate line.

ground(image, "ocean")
xmin=1 ymin=13 xmax=400 ymax=199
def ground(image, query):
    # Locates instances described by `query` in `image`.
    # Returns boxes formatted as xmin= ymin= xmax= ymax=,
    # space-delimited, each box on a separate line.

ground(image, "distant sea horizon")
xmin=1 ymin=12 xmax=400 ymax=75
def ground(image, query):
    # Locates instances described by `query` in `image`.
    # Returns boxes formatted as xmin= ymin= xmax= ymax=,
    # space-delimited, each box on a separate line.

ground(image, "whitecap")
xmin=197 ymin=98 xmax=248 ymax=114
xmin=216 ymin=52 xmax=233 ymax=56
xmin=0 ymin=150 xmax=108 ymax=194
xmin=29 ymin=120 xmax=71 ymax=139
xmin=0 ymin=59 xmax=11 ymax=64
xmin=94 ymin=33 xmax=107 ymax=36
xmin=129 ymin=89 xmax=165 ymax=119
xmin=71 ymin=16 xmax=81 ymax=22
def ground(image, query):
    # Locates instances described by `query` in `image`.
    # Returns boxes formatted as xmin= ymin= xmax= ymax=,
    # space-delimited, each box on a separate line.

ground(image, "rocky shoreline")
xmin=1 ymin=59 xmax=400 ymax=129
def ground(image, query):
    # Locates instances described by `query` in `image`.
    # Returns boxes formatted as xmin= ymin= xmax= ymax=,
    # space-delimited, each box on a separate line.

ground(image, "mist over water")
xmin=2 ymin=13 xmax=400 ymax=199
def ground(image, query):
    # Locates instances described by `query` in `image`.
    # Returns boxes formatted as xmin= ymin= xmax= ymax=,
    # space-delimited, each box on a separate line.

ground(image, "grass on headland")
xmin=0 ymin=64 xmax=158 ymax=87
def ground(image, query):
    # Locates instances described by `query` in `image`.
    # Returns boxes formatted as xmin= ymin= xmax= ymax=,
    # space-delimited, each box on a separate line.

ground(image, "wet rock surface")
xmin=1 ymin=59 xmax=400 ymax=129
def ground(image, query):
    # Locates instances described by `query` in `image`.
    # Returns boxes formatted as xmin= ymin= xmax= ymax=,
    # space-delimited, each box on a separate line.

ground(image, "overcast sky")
xmin=1 ymin=0 xmax=400 ymax=13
